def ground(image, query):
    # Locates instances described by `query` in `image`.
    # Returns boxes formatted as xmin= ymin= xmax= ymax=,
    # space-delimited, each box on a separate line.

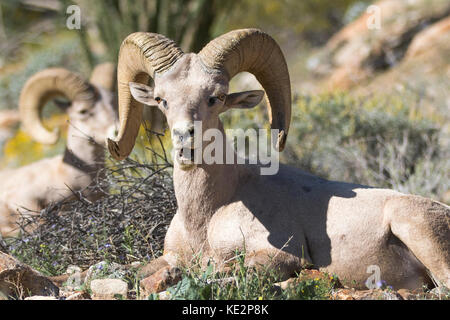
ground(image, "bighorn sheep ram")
xmin=0 ymin=63 xmax=118 ymax=236
xmin=108 ymin=29 xmax=449 ymax=290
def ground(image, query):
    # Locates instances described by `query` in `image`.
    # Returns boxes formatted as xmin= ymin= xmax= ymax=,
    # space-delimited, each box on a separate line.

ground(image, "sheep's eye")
xmin=79 ymin=109 xmax=89 ymax=115
xmin=155 ymin=97 xmax=168 ymax=109
xmin=208 ymin=97 xmax=217 ymax=107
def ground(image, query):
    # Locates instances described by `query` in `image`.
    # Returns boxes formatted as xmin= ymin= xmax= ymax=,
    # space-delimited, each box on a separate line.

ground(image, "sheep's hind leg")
xmin=386 ymin=196 xmax=450 ymax=288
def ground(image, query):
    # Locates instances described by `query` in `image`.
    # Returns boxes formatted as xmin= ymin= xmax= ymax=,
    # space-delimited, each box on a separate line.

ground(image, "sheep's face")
xmin=129 ymin=54 xmax=264 ymax=170
xmin=67 ymin=87 xmax=118 ymax=146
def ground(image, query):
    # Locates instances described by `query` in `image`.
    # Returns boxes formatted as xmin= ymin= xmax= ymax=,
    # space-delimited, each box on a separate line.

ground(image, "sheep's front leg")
xmin=137 ymin=255 xmax=172 ymax=278
xmin=138 ymin=254 xmax=182 ymax=296
xmin=244 ymin=248 xmax=308 ymax=281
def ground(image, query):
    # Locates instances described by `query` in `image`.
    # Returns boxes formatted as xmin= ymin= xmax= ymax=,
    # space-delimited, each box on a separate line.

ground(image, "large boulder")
xmin=0 ymin=252 xmax=59 ymax=299
xmin=404 ymin=16 xmax=450 ymax=59
xmin=308 ymin=0 xmax=450 ymax=90
xmin=355 ymin=15 xmax=450 ymax=124
xmin=90 ymin=278 xmax=128 ymax=300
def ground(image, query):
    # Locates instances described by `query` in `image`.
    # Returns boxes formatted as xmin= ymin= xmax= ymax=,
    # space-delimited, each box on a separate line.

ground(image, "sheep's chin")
xmin=177 ymin=162 xmax=196 ymax=171
xmin=174 ymin=147 xmax=196 ymax=171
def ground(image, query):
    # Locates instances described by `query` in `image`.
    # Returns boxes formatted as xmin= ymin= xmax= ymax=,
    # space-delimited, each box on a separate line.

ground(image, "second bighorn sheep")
xmin=108 ymin=29 xmax=449 ymax=290
xmin=0 ymin=63 xmax=118 ymax=236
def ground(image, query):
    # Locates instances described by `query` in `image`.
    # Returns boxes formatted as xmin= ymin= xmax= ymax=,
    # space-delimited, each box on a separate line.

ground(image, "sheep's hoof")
xmin=139 ymin=266 xmax=181 ymax=297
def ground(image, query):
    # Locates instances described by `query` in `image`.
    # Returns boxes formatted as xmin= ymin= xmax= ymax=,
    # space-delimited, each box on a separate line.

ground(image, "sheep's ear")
xmin=129 ymin=82 xmax=157 ymax=106
xmin=224 ymin=90 xmax=264 ymax=110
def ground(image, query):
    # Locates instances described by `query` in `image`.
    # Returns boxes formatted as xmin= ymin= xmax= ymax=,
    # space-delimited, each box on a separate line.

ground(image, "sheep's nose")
xmin=172 ymin=122 xmax=195 ymax=144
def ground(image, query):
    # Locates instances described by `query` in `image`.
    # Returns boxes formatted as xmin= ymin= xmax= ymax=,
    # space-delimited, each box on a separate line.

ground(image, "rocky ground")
xmin=1 ymin=251 xmax=448 ymax=300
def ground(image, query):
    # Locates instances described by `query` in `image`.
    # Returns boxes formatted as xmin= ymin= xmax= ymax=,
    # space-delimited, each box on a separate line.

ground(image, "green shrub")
xmin=286 ymin=93 xmax=448 ymax=202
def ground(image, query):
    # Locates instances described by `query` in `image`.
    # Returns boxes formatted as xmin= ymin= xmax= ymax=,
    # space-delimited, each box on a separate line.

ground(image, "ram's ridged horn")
xmin=19 ymin=68 xmax=95 ymax=144
xmin=107 ymin=32 xmax=183 ymax=160
xmin=89 ymin=62 xmax=117 ymax=91
xmin=198 ymin=29 xmax=291 ymax=151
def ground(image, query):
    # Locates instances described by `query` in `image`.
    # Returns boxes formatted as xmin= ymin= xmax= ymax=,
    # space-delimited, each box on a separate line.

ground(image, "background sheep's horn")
xmin=107 ymin=32 xmax=183 ymax=160
xmin=89 ymin=62 xmax=117 ymax=91
xmin=19 ymin=68 xmax=95 ymax=145
xmin=198 ymin=28 xmax=291 ymax=151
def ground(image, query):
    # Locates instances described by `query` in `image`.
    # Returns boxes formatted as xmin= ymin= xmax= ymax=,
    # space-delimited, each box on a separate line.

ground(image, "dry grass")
xmin=3 ymin=129 xmax=176 ymax=276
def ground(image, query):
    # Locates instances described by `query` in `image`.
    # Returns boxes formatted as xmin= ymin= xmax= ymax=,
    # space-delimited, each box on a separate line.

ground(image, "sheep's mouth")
xmin=174 ymin=147 xmax=196 ymax=170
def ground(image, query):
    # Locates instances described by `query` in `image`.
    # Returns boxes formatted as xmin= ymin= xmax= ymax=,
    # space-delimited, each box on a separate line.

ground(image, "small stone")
xmin=332 ymin=288 xmax=403 ymax=300
xmin=24 ymin=296 xmax=58 ymax=300
xmin=90 ymin=279 xmax=128 ymax=300
xmin=84 ymin=261 xmax=127 ymax=284
xmin=158 ymin=291 xmax=171 ymax=300
xmin=397 ymin=289 xmax=417 ymax=300
xmin=65 ymin=291 xmax=91 ymax=300
xmin=331 ymin=288 xmax=356 ymax=300
xmin=380 ymin=290 xmax=403 ymax=300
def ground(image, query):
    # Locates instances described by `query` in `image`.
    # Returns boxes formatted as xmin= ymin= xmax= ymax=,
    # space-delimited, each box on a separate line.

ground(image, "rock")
xmin=378 ymin=290 xmax=404 ymax=300
xmin=65 ymin=291 xmax=91 ymax=300
xmin=331 ymin=288 xmax=403 ymax=300
xmin=0 ymin=252 xmax=59 ymax=299
xmin=140 ymin=266 xmax=182 ymax=297
xmin=309 ymin=0 xmax=450 ymax=90
xmin=90 ymin=279 xmax=128 ymax=300
xmin=331 ymin=288 xmax=356 ymax=300
xmin=55 ymin=261 xmax=131 ymax=292
xmin=58 ymin=286 xmax=91 ymax=300
xmin=84 ymin=261 xmax=128 ymax=284
xmin=158 ymin=290 xmax=171 ymax=300
xmin=59 ymin=265 xmax=83 ymax=291
xmin=24 ymin=296 xmax=58 ymax=300
xmin=397 ymin=288 xmax=416 ymax=300
xmin=404 ymin=16 xmax=450 ymax=60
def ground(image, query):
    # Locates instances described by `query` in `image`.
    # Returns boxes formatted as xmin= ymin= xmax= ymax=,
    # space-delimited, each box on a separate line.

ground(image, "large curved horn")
xmin=89 ymin=62 xmax=116 ymax=91
xmin=107 ymin=32 xmax=183 ymax=160
xmin=198 ymin=29 xmax=291 ymax=151
xmin=19 ymin=68 xmax=95 ymax=144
